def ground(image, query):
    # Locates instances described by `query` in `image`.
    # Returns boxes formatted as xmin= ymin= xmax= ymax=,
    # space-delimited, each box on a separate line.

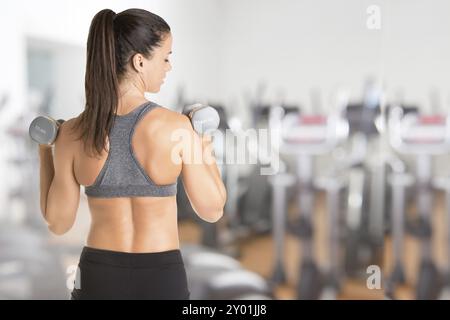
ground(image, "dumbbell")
xmin=29 ymin=116 xmax=65 ymax=145
xmin=182 ymin=104 xmax=220 ymax=135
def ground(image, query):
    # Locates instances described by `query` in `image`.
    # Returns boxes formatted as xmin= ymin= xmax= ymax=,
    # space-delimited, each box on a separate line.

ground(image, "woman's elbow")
xmin=197 ymin=202 xmax=224 ymax=223
xmin=48 ymin=222 xmax=72 ymax=235
xmin=203 ymin=209 xmax=224 ymax=223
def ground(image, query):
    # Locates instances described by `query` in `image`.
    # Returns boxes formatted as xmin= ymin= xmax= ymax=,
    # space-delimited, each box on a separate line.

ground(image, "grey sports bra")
xmin=84 ymin=101 xmax=177 ymax=198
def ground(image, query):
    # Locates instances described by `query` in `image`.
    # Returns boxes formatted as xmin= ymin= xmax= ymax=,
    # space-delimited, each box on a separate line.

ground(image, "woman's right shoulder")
xmin=152 ymin=107 xmax=196 ymax=151
xmin=156 ymin=106 xmax=194 ymax=132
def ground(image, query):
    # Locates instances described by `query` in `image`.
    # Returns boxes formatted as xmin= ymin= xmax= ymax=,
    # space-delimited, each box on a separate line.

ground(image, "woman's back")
xmin=70 ymin=102 xmax=184 ymax=253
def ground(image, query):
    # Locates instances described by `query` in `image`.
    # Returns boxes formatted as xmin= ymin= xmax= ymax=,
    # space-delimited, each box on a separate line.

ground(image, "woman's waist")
xmin=86 ymin=223 xmax=180 ymax=256
xmin=79 ymin=245 xmax=183 ymax=268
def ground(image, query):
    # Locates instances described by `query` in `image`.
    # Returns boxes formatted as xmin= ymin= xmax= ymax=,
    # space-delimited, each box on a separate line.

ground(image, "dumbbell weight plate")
xmin=29 ymin=116 xmax=60 ymax=145
xmin=191 ymin=107 xmax=220 ymax=135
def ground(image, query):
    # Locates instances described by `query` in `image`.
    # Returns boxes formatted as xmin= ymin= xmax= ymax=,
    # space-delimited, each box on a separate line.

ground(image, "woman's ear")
xmin=132 ymin=54 xmax=144 ymax=73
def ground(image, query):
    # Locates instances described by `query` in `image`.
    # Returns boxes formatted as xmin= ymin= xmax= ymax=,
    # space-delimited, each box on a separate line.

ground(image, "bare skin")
xmin=38 ymin=33 xmax=226 ymax=253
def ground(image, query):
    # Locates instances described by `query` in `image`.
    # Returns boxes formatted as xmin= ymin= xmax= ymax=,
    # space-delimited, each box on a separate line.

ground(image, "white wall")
xmin=216 ymin=0 xmax=450 ymax=117
xmin=161 ymin=0 xmax=221 ymax=107
xmin=382 ymin=0 xmax=450 ymax=112
xmin=217 ymin=0 xmax=386 ymax=122
xmin=2 ymin=0 xmax=449 ymax=119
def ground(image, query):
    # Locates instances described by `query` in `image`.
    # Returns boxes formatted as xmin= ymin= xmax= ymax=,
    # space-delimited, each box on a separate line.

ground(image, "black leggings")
xmin=71 ymin=246 xmax=190 ymax=300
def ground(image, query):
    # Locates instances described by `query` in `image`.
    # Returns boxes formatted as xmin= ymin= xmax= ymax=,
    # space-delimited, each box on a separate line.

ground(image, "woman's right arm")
xmin=177 ymin=115 xmax=227 ymax=223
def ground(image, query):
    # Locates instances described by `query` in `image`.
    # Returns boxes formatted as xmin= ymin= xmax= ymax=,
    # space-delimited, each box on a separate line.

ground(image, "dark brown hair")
xmin=72 ymin=8 xmax=170 ymax=157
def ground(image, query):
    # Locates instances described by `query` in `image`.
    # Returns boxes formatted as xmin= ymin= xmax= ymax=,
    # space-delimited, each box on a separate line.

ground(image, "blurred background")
xmin=0 ymin=0 xmax=449 ymax=299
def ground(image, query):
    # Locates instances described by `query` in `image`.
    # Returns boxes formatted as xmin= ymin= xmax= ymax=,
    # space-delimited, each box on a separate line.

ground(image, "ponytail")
xmin=73 ymin=9 xmax=118 ymax=157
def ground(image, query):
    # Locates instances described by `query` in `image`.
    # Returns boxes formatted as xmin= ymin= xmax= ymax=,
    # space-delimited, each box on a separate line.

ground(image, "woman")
xmin=38 ymin=8 xmax=226 ymax=300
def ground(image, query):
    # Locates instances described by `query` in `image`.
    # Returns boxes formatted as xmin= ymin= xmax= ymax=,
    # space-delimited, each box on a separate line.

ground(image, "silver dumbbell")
xmin=29 ymin=116 xmax=65 ymax=145
xmin=182 ymin=104 xmax=220 ymax=135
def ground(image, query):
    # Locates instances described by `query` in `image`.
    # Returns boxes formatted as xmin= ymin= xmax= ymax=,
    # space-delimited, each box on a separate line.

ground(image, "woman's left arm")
xmin=39 ymin=121 xmax=80 ymax=235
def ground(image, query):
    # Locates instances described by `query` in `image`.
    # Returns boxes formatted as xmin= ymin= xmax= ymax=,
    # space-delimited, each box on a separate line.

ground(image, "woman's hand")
xmin=38 ymin=144 xmax=53 ymax=151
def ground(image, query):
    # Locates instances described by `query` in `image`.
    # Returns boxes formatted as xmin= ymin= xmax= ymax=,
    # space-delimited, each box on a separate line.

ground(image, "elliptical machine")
xmin=388 ymin=106 xmax=450 ymax=299
xmin=270 ymin=105 xmax=349 ymax=299
xmin=343 ymin=79 xmax=385 ymax=278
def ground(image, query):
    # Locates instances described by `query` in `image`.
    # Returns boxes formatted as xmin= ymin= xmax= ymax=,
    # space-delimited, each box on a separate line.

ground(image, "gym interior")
xmin=0 ymin=0 xmax=449 ymax=300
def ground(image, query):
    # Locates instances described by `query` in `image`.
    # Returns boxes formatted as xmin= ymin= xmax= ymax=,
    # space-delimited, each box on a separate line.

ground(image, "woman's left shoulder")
xmin=57 ymin=117 xmax=79 ymax=144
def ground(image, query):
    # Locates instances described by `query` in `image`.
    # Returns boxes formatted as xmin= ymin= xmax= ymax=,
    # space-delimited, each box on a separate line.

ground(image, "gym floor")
xmin=50 ymin=190 xmax=448 ymax=300
xmin=179 ymin=191 xmax=448 ymax=300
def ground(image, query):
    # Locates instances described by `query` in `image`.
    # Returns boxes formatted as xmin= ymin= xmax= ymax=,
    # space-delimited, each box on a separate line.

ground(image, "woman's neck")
xmin=117 ymin=82 xmax=147 ymax=115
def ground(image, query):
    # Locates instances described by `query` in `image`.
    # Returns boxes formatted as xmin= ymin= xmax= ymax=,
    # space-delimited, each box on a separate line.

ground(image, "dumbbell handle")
xmin=182 ymin=103 xmax=205 ymax=118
